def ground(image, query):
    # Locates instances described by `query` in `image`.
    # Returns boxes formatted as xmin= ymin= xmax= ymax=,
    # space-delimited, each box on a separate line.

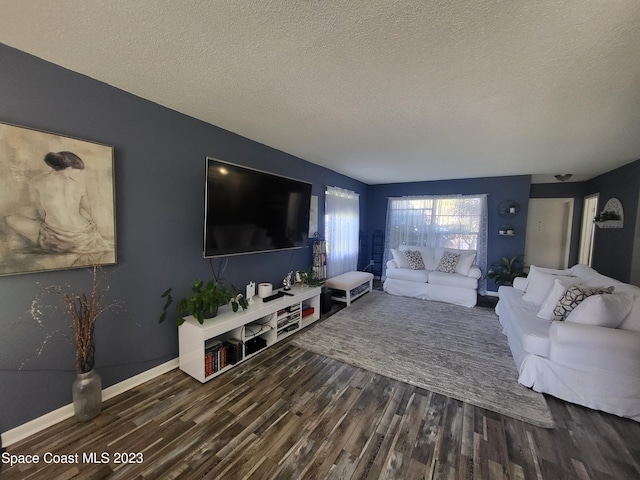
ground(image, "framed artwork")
xmin=0 ymin=122 xmax=116 ymax=275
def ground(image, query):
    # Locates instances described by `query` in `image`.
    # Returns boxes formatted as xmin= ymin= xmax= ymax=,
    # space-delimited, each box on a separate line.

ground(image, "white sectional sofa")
xmin=496 ymin=264 xmax=640 ymax=421
xmin=383 ymin=245 xmax=481 ymax=307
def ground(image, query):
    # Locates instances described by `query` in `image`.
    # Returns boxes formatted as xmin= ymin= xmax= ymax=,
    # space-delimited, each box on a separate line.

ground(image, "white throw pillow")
xmin=537 ymin=278 xmax=582 ymax=320
xmin=522 ymin=268 xmax=576 ymax=305
xmin=530 ymin=265 xmax=574 ymax=276
xmin=565 ymin=294 xmax=633 ymax=328
xmin=391 ymin=248 xmax=410 ymax=268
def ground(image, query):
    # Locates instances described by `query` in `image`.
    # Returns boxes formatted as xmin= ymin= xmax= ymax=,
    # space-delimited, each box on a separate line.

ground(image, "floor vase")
xmin=72 ymin=369 xmax=102 ymax=421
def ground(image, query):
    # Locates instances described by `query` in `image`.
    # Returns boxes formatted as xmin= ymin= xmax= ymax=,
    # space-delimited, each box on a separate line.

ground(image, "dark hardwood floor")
xmin=3 ymin=334 xmax=640 ymax=479
xmin=3 ymin=287 xmax=640 ymax=479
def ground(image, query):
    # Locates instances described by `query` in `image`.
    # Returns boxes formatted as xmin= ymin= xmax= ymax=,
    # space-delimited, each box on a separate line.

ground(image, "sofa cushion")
xmin=405 ymin=250 xmax=426 ymax=270
xmin=386 ymin=267 xmax=430 ymax=283
xmin=428 ymin=271 xmax=478 ymax=289
xmin=511 ymin=307 xmax=553 ymax=358
xmin=435 ymin=251 xmax=460 ymax=273
xmin=390 ymin=248 xmax=410 ymax=268
xmin=553 ymin=285 xmax=615 ymax=321
xmin=522 ymin=267 xmax=577 ymax=305
xmin=537 ymin=277 xmax=583 ymax=320
xmin=565 ymin=294 xmax=633 ymax=328
xmin=435 ymin=248 xmax=477 ymax=275
xmin=399 ymin=245 xmax=436 ymax=270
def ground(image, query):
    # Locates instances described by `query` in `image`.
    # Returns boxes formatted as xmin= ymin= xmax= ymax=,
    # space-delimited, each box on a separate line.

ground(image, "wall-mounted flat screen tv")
xmin=204 ymin=158 xmax=312 ymax=257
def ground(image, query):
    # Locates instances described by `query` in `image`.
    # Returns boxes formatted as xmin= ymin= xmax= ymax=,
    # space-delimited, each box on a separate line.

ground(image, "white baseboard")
xmin=1 ymin=358 xmax=179 ymax=448
xmin=485 ymin=291 xmax=499 ymax=297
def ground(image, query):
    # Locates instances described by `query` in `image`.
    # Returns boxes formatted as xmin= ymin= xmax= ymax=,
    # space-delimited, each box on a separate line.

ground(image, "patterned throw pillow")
xmin=552 ymin=285 xmax=615 ymax=321
xmin=435 ymin=251 xmax=460 ymax=273
xmin=404 ymin=250 xmax=426 ymax=270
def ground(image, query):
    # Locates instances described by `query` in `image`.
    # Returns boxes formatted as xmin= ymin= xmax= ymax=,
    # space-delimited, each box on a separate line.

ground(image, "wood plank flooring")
xmin=3 ymin=339 xmax=640 ymax=479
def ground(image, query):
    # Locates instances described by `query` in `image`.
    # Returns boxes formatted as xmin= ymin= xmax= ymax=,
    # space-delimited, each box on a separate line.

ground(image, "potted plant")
xmin=594 ymin=210 xmax=621 ymax=222
xmin=485 ymin=255 xmax=526 ymax=287
xmin=506 ymin=225 xmax=514 ymax=235
xmin=299 ymin=266 xmax=324 ymax=287
xmin=160 ymin=279 xmax=248 ymax=325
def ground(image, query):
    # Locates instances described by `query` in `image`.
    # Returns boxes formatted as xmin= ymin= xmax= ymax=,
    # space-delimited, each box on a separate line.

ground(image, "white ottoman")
xmin=326 ymin=271 xmax=374 ymax=306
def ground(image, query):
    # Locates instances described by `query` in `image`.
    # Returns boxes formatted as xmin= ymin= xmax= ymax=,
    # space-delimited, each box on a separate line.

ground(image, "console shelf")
xmin=178 ymin=285 xmax=321 ymax=382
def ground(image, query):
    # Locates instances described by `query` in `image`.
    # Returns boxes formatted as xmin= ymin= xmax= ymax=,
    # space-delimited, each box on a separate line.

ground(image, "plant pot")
xmin=72 ymin=369 xmax=102 ymax=421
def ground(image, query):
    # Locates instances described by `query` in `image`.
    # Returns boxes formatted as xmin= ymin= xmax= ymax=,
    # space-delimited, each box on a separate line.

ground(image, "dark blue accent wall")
xmin=366 ymin=175 xmax=532 ymax=290
xmin=586 ymin=159 xmax=640 ymax=282
xmin=0 ymin=43 xmax=367 ymax=433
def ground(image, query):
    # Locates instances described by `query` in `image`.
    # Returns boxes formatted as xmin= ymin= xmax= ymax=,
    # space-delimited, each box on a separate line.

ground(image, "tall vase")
xmin=72 ymin=369 xmax=102 ymax=421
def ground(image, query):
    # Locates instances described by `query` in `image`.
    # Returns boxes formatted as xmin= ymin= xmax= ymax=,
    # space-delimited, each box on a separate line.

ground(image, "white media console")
xmin=178 ymin=285 xmax=322 ymax=382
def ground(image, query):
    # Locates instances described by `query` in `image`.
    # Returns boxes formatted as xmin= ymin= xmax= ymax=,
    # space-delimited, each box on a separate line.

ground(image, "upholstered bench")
xmin=326 ymin=271 xmax=374 ymax=306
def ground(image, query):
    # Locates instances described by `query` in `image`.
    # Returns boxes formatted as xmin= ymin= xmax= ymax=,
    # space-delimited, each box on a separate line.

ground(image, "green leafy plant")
xmin=160 ymin=279 xmax=248 ymax=326
xmin=485 ymin=255 xmax=526 ymax=287
xmin=594 ymin=210 xmax=621 ymax=222
xmin=299 ymin=266 xmax=324 ymax=287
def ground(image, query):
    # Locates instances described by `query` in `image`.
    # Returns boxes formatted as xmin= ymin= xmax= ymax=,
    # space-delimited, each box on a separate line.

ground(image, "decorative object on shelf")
xmin=246 ymin=281 xmax=256 ymax=304
xmin=0 ymin=122 xmax=116 ymax=276
xmin=555 ymin=174 xmax=573 ymax=182
xmin=485 ymin=255 xmax=526 ymax=286
xmin=498 ymin=200 xmax=519 ymax=216
xmin=31 ymin=265 xmax=118 ymax=421
xmin=258 ymin=282 xmax=273 ymax=298
xmin=159 ymin=279 xmax=248 ymax=326
xmin=282 ymin=271 xmax=293 ymax=290
xmin=499 ymin=225 xmax=515 ymax=236
xmin=594 ymin=198 xmax=624 ymax=228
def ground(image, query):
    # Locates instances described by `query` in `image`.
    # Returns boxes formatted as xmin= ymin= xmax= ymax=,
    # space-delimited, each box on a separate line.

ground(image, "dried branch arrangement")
xmin=31 ymin=265 xmax=118 ymax=373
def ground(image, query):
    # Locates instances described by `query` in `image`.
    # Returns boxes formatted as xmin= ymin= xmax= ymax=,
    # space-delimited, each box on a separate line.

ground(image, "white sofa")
xmin=496 ymin=264 xmax=640 ymax=421
xmin=383 ymin=245 xmax=481 ymax=307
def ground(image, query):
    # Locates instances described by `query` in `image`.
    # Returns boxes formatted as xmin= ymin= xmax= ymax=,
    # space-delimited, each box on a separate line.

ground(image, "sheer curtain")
xmin=325 ymin=186 xmax=360 ymax=278
xmin=383 ymin=194 xmax=488 ymax=293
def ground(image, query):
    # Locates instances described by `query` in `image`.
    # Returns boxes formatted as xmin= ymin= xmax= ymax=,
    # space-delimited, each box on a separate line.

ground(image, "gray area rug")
xmin=291 ymin=290 xmax=555 ymax=428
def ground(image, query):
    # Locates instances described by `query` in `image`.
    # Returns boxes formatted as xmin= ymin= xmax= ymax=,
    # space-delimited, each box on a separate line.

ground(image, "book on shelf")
xmin=204 ymin=338 xmax=242 ymax=377
xmin=301 ymin=306 xmax=314 ymax=318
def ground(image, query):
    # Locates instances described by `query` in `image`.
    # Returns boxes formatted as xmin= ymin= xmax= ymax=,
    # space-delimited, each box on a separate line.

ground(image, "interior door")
xmin=524 ymin=198 xmax=574 ymax=269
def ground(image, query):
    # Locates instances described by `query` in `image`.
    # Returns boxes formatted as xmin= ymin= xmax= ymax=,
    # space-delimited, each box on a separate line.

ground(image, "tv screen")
xmin=204 ymin=158 xmax=312 ymax=257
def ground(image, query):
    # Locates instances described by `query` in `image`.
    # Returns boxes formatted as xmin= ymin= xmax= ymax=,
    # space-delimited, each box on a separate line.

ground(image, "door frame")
xmin=578 ymin=194 xmax=599 ymax=266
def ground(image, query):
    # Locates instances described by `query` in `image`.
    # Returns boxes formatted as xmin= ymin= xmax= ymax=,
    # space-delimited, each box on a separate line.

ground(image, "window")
xmin=325 ymin=186 xmax=359 ymax=278
xmin=384 ymin=195 xmax=488 ymax=290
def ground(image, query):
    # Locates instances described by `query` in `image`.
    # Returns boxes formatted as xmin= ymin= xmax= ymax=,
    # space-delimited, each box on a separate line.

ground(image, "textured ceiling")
xmin=1 ymin=1 xmax=640 ymax=185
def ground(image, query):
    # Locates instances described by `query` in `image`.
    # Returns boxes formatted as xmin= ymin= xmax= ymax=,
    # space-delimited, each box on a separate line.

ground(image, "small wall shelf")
xmin=594 ymin=198 xmax=624 ymax=229
xmin=498 ymin=200 xmax=519 ymax=216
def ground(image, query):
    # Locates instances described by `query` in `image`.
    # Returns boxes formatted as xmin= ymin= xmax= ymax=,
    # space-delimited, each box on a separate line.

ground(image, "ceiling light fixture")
xmin=555 ymin=174 xmax=573 ymax=182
